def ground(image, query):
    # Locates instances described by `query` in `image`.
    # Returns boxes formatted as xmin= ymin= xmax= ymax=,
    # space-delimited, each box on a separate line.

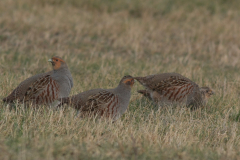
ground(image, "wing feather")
xmin=148 ymin=76 xmax=197 ymax=103
xmin=24 ymin=75 xmax=59 ymax=104
xmin=81 ymin=90 xmax=117 ymax=114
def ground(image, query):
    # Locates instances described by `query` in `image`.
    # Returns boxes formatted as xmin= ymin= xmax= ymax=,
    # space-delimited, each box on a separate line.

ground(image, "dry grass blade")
xmin=1 ymin=0 xmax=240 ymax=159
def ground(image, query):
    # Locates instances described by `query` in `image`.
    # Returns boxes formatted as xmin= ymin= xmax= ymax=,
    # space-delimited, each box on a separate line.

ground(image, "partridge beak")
xmin=48 ymin=58 xmax=53 ymax=62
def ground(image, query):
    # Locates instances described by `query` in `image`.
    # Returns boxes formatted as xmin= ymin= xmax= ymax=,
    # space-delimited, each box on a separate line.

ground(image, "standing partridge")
xmin=59 ymin=75 xmax=134 ymax=121
xmin=134 ymin=73 xmax=214 ymax=108
xmin=3 ymin=56 xmax=73 ymax=107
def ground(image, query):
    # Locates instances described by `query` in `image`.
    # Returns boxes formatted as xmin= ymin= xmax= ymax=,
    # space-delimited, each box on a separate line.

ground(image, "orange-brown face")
xmin=200 ymin=87 xmax=215 ymax=99
xmin=205 ymin=89 xmax=215 ymax=98
xmin=123 ymin=78 xmax=135 ymax=87
xmin=48 ymin=57 xmax=65 ymax=70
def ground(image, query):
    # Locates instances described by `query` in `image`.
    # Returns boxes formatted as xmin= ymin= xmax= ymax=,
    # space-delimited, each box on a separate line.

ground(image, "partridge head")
xmin=200 ymin=87 xmax=214 ymax=104
xmin=48 ymin=56 xmax=68 ymax=70
xmin=119 ymin=75 xmax=135 ymax=87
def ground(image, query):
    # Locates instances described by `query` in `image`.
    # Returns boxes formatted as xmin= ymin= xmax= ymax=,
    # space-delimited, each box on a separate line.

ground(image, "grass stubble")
xmin=1 ymin=0 xmax=240 ymax=159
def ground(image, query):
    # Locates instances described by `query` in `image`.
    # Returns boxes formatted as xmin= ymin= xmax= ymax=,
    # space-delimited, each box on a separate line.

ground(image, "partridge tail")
xmin=133 ymin=77 xmax=143 ymax=81
xmin=133 ymin=77 xmax=145 ymax=85
xmin=137 ymin=90 xmax=151 ymax=99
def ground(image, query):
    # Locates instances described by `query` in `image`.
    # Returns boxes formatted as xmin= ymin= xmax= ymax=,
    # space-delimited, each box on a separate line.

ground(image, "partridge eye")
xmin=56 ymin=59 xmax=58 ymax=61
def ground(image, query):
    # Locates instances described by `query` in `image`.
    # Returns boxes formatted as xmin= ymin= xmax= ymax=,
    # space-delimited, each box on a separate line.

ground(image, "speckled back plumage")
xmin=135 ymin=73 xmax=213 ymax=108
xmin=59 ymin=75 xmax=134 ymax=121
xmin=3 ymin=56 xmax=73 ymax=107
xmin=2 ymin=71 xmax=53 ymax=103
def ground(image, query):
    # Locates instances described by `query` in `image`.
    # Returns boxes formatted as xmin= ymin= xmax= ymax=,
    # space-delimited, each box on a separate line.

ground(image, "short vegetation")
xmin=1 ymin=0 xmax=240 ymax=159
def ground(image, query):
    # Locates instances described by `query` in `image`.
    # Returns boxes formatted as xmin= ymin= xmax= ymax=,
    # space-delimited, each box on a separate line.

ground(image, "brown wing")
xmin=150 ymin=76 xmax=192 ymax=90
xmin=147 ymin=76 xmax=196 ymax=103
xmin=24 ymin=75 xmax=59 ymax=105
xmin=3 ymin=71 xmax=53 ymax=103
xmin=81 ymin=90 xmax=119 ymax=117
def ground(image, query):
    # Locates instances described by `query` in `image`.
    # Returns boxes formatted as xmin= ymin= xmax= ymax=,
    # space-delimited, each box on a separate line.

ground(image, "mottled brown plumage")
xmin=2 ymin=71 xmax=53 ymax=103
xmin=134 ymin=73 xmax=214 ymax=108
xmin=59 ymin=75 xmax=134 ymax=121
xmin=24 ymin=75 xmax=60 ymax=105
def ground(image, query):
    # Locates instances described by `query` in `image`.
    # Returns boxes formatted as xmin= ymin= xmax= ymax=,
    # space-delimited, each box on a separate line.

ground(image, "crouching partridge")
xmin=134 ymin=73 xmax=214 ymax=108
xmin=3 ymin=56 xmax=73 ymax=108
xmin=59 ymin=75 xmax=134 ymax=121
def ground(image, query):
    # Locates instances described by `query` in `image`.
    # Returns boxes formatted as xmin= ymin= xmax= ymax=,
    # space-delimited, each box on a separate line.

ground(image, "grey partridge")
xmin=3 ymin=56 xmax=73 ymax=107
xmin=134 ymin=73 xmax=214 ymax=108
xmin=59 ymin=75 xmax=134 ymax=121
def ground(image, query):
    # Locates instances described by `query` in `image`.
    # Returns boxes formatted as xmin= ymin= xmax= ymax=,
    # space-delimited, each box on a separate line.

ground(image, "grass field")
xmin=1 ymin=0 xmax=240 ymax=159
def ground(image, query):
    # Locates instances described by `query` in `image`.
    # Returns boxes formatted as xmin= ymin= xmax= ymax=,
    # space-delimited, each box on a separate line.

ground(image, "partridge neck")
xmin=53 ymin=66 xmax=69 ymax=73
xmin=51 ymin=67 xmax=71 ymax=81
xmin=116 ymin=84 xmax=131 ymax=95
xmin=200 ymin=91 xmax=206 ymax=103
